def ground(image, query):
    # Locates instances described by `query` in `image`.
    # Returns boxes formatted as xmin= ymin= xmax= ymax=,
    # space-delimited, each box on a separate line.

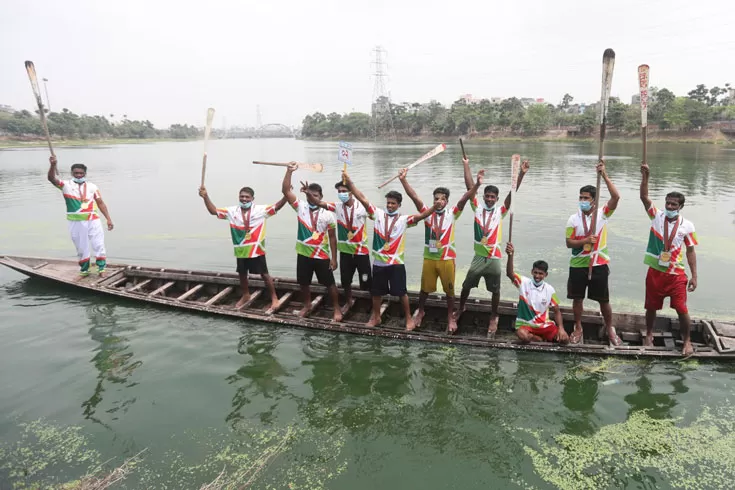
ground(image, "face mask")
xmin=579 ymin=201 xmax=592 ymax=212
xmin=532 ymin=278 xmax=544 ymax=287
xmin=239 ymin=201 xmax=252 ymax=209
xmin=386 ymin=208 xmax=398 ymax=216
xmin=664 ymin=209 xmax=679 ymax=219
xmin=435 ymin=206 xmax=446 ymax=214
xmin=308 ymin=203 xmax=318 ymax=210
xmin=483 ymin=203 xmax=495 ymax=212
xmin=72 ymin=177 xmax=86 ymax=184
xmin=337 ymin=192 xmax=350 ymax=203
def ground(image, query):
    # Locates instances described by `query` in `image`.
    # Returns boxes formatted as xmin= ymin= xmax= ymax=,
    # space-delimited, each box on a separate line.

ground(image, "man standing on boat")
xmin=340 ymin=169 xmax=438 ymax=330
xmin=198 ymin=185 xmax=287 ymax=310
xmin=505 ymin=242 xmax=569 ymax=344
xmin=47 ymin=156 xmax=114 ymax=277
xmin=400 ymin=168 xmax=483 ymax=334
xmin=457 ymin=156 xmax=529 ymax=337
xmin=640 ymin=162 xmax=698 ymax=356
xmin=310 ymin=180 xmax=372 ymax=315
xmin=565 ymin=160 xmax=621 ymax=346
xmin=282 ymin=163 xmax=342 ymax=322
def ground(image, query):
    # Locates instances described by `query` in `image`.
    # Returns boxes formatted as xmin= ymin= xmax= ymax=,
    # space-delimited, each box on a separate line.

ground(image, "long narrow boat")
xmin=2 ymin=255 xmax=735 ymax=359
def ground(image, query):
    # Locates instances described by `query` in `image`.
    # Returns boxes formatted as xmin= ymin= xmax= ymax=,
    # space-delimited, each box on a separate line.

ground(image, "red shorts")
xmin=645 ymin=267 xmax=688 ymax=314
xmin=518 ymin=322 xmax=559 ymax=342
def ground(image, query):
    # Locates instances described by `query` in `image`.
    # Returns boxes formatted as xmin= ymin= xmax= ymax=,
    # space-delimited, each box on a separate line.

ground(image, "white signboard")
xmin=338 ymin=141 xmax=353 ymax=165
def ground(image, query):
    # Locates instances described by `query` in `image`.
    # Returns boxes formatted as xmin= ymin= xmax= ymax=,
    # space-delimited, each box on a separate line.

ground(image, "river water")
xmin=1 ymin=140 xmax=735 ymax=488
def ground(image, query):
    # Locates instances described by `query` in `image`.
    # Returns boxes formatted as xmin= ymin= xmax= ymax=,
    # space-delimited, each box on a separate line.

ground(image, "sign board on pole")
xmin=338 ymin=141 xmax=353 ymax=166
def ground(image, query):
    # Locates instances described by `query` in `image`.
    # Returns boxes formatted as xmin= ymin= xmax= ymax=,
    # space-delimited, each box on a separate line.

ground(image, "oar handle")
xmin=252 ymin=161 xmax=295 ymax=167
xmin=377 ymin=174 xmax=399 ymax=189
xmin=201 ymin=154 xmax=207 ymax=188
xmin=459 ymin=138 xmax=467 ymax=159
xmin=642 ymin=127 xmax=647 ymax=163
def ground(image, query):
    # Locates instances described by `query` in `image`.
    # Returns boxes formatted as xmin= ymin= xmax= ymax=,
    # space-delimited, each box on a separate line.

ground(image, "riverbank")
xmin=0 ymin=137 xmax=196 ymax=149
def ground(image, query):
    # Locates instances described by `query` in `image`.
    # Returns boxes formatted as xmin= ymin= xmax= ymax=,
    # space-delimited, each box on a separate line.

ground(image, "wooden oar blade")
xmin=204 ymin=107 xmax=215 ymax=143
xmin=24 ymin=61 xmax=44 ymax=107
xmin=598 ymin=49 xmax=616 ymax=125
xmin=510 ymin=154 xmax=521 ymax=192
xmin=252 ymin=161 xmax=324 ymax=172
xmin=377 ymin=143 xmax=447 ymax=188
xmin=638 ymin=64 xmax=650 ymax=128
xmin=304 ymin=163 xmax=324 ymax=172
xmin=459 ymin=138 xmax=466 ymax=159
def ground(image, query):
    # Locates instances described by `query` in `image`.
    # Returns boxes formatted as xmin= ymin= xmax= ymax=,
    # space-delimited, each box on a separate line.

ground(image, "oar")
xmin=377 ymin=143 xmax=447 ymax=189
xmin=459 ymin=138 xmax=467 ymax=160
xmin=252 ymin=161 xmax=324 ymax=172
xmin=508 ymin=154 xmax=521 ymax=243
xmin=24 ymin=61 xmax=56 ymax=174
xmin=201 ymin=108 xmax=215 ymax=187
xmin=638 ymin=64 xmax=650 ymax=165
xmin=588 ymin=48 xmax=616 ymax=280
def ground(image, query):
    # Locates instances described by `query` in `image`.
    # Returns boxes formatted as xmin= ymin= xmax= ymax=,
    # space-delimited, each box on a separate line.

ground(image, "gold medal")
xmin=383 ymin=243 xmax=391 ymax=252
xmin=245 ymin=233 xmax=252 ymax=241
xmin=660 ymin=251 xmax=671 ymax=262
xmin=312 ymin=232 xmax=319 ymax=240
xmin=583 ymin=244 xmax=592 ymax=252
xmin=347 ymin=231 xmax=354 ymax=240
xmin=480 ymin=237 xmax=488 ymax=245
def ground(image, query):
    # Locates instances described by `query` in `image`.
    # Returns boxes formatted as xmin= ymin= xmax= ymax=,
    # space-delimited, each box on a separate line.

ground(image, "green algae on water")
xmin=523 ymin=407 xmax=735 ymax=490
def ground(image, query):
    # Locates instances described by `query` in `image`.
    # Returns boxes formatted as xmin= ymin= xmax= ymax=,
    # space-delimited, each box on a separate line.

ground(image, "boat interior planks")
xmin=2 ymin=255 xmax=734 ymax=359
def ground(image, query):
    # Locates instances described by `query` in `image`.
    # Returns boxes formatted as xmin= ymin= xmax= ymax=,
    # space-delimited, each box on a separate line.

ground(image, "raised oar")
xmin=252 ymin=161 xmax=324 ymax=172
xmin=377 ymin=143 xmax=447 ymax=189
xmin=201 ymin=108 xmax=215 ymax=187
xmin=588 ymin=48 xmax=615 ymax=280
xmin=507 ymin=154 xmax=521 ymax=243
xmin=638 ymin=64 xmax=650 ymax=165
xmin=459 ymin=138 xmax=467 ymax=160
xmin=24 ymin=61 xmax=56 ymax=174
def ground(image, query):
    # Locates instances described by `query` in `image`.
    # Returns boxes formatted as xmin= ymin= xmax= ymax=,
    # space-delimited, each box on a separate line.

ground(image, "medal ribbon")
xmin=663 ymin=216 xmax=681 ymax=253
xmin=481 ymin=208 xmax=494 ymax=240
xmin=78 ymin=182 xmax=88 ymax=204
xmin=240 ymin=207 xmax=252 ymax=235
xmin=431 ymin=211 xmax=445 ymax=242
xmin=383 ymin=214 xmax=399 ymax=250
xmin=344 ymin=202 xmax=355 ymax=234
xmin=310 ymin=208 xmax=320 ymax=235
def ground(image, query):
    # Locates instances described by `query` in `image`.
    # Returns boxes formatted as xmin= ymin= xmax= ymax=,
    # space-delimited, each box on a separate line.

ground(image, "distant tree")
xmin=560 ymin=93 xmax=574 ymax=110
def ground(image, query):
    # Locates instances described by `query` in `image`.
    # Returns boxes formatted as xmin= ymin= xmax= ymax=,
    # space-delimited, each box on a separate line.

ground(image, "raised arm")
xmin=640 ymin=162 xmax=653 ymax=211
xmin=198 ymin=186 xmax=218 ymax=215
xmin=398 ymin=168 xmax=424 ymax=211
xmin=599 ymin=160 xmax=621 ymax=211
xmin=505 ymin=242 xmax=516 ymax=281
xmin=281 ymin=163 xmax=298 ymax=205
xmin=272 ymin=195 xmax=288 ymax=212
xmin=47 ymin=156 xmax=61 ymax=186
xmin=503 ymin=160 xmax=530 ymax=210
xmin=343 ymin=171 xmax=372 ymax=211
xmin=96 ymin=196 xmax=114 ymax=231
xmin=462 ymin=157 xmax=473 ymax=191
xmin=409 ymin=201 xmax=439 ymax=223
xmin=457 ymin=169 xmax=483 ymax=211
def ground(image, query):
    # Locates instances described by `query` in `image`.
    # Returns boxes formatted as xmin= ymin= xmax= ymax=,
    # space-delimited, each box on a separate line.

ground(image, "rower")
xmin=565 ymin=159 xmax=621 ymax=346
xmin=47 ymin=156 xmax=114 ymax=277
xmin=311 ymin=181 xmax=372 ymax=315
xmin=282 ymin=163 xmax=342 ymax=322
xmin=341 ymin=170 xmax=437 ymax=330
xmin=505 ymin=242 xmax=569 ymax=344
xmin=640 ymin=161 xmax=698 ymax=356
xmin=198 ymin=185 xmax=287 ymax=310
xmin=399 ymin=168 xmax=483 ymax=334
xmin=457 ymin=156 xmax=529 ymax=336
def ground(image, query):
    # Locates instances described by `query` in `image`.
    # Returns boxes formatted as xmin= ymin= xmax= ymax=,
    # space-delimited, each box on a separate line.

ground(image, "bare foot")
xmin=447 ymin=317 xmax=458 ymax=335
xmin=265 ymin=301 xmax=279 ymax=315
xmin=487 ymin=314 xmax=499 ymax=337
xmin=569 ymin=327 xmax=584 ymax=345
xmin=608 ymin=327 xmax=622 ymax=347
xmin=682 ymin=341 xmax=694 ymax=357
xmin=298 ymin=307 xmax=309 ymax=318
xmin=332 ymin=310 xmax=343 ymax=323
xmin=340 ymin=298 xmax=356 ymax=316
xmin=453 ymin=306 xmax=466 ymax=321
xmin=98 ymin=270 xmax=107 ymax=278
xmin=413 ymin=309 xmax=425 ymax=329
xmin=235 ymin=295 xmax=251 ymax=309
xmin=366 ymin=316 xmax=381 ymax=328
xmin=405 ymin=318 xmax=416 ymax=331
xmin=643 ymin=333 xmax=654 ymax=347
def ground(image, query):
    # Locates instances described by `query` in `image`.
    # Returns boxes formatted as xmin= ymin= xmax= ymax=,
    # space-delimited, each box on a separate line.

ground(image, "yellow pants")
xmin=421 ymin=259 xmax=456 ymax=297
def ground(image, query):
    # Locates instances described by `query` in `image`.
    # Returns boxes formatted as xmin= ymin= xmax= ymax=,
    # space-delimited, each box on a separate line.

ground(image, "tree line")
xmin=301 ymin=83 xmax=735 ymax=138
xmin=0 ymin=108 xmax=200 ymax=140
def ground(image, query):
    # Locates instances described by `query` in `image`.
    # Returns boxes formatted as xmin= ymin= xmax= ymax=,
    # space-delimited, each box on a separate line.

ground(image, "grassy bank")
xmin=302 ymin=134 xmax=734 ymax=145
xmin=0 ymin=138 xmax=196 ymax=149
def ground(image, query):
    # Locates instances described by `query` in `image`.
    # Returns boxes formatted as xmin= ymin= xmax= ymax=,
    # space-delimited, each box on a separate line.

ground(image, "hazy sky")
xmin=2 ymin=0 xmax=732 ymax=127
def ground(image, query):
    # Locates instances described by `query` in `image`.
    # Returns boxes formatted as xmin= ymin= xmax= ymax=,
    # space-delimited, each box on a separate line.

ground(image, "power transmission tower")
xmin=371 ymin=46 xmax=395 ymax=140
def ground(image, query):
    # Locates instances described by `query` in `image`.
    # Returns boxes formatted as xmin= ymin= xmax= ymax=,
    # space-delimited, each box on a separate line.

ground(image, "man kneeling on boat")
xmin=505 ymin=242 xmax=569 ymax=344
xmin=341 ymin=170 xmax=437 ymax=330
xmin=282 ymin=163 xmax=342 ymax=322
xmin=199 ymin=185 xmax=287 ymax=310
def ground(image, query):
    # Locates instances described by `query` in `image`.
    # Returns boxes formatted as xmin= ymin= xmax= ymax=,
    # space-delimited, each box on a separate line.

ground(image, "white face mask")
xmin=665 ymin=209 xmax=679 ymax=219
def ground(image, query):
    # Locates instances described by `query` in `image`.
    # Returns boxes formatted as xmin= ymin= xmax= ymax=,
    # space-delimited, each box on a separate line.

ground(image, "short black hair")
xmin=666 ymin=191 xmax=686 ymax=208
xmin=334 ymin=181 xmax=349 ymax=190
xmin=239 ymin=186 xmax=255 ymax=196
xmin=579 ymin=185 xmax=596 ymax=198
xmin=308 ymin=183 xmax=323 ymax=196
xmin=433 ymin=187 xmax=450 ymax=199
xmin=532 ymin=260 xmax=549 ymax=273
xmin=385 ymin=190 xmax=403 ymax=204
xmin=484 ymin=185 xmax=499 ymax=196
xmin=71 ymin=163 xmax=87 ymax=172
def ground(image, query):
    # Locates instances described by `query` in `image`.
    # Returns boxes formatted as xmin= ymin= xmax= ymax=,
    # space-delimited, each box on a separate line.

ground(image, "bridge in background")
xmin=218 ymin=123 xmax=297 ymax=139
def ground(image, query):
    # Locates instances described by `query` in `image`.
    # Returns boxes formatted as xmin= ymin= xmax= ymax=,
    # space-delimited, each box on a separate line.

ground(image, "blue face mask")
xmin=337 ymin=192 xmax=350 ymax=203
xmin=308 ymin=203 xmax=319 ymax=210
xmin=664 ymin=208 xmax=679 ymax=219
xmin=579 ymin=201 xmax=592 ymax=212
xmin=532 ymin=278 xmax=544 ymax=287
xmin=72 ymin=177 xmax=86 ymax=184
xmin=386 ymin=208 xmax=398 ymax=216
xmin=483 ymin=203 xmax=495 ymax=212
xmin=239 ymin=201 xmax=252 ymax=209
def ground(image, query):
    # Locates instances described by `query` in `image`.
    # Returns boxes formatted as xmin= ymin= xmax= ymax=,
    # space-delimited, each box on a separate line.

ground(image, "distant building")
xmin=0 ymin=104 xmax=14 ymax=113
xmin=520 ymin=97 xmax=545 ymax=107
xmin=631 ymin=94 xmax=640 ymax=106
xmin=459 ymin=94 xmax=483 ymax=104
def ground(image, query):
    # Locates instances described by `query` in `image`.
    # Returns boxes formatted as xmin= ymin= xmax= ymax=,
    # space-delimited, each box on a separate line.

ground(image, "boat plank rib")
xmin=176 ymin=283 xmax=204 ymax=301
xmin=268 ymin=291 xmax=293 ymax=315
xmin=205 ymin=287 xmax=233 ymax=306
xmin=148 ymin=281 xmax=176 ymax=297
xmin=239 ymin=290 xmax=262 ymax=311
xmin=128 ymin=279 xmax=152 ymax=293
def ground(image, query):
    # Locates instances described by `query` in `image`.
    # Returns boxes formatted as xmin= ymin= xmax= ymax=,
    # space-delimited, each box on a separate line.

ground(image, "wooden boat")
xmin=2 ymin=254 xmax=735 ymax=359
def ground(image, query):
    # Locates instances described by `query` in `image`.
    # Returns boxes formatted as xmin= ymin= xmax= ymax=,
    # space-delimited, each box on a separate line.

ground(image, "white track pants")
xmin=68 ymin=220 xmax=107 ymax=272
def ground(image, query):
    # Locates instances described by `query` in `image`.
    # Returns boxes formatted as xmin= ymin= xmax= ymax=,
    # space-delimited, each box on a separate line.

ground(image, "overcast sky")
xmin=2 ymin=0 xmax=732 ymax=127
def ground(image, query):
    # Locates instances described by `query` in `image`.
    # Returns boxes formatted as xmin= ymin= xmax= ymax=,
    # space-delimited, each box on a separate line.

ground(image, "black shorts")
xmin=236 ymin=255 xmax=268 ymax=275
xmin=297 ymin=254 xmax=335 ymax=287
xmin=567 ymin=265 xmax=610 ymax=303
xmin=371 ymin=264 xmax=407 ymax=297
xmin=340 ymin=252 xmax=372 ymax=290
